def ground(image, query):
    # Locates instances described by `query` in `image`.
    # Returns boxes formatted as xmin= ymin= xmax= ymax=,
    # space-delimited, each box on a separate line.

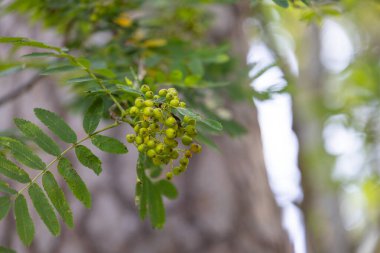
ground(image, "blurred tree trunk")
xmin=0 ymin=2 xmax=293 ymax=253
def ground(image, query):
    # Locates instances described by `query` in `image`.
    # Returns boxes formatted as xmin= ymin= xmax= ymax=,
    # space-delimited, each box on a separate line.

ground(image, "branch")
xmin=0 ymin=74 xmax=44 ymax=107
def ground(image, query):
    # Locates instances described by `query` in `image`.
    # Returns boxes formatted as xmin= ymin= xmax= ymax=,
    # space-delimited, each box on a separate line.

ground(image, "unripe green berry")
xmin=129 ymin=106 xmax=139 ymax=116
xmin=183 ymin=116 xmax=191 ymax=124
xmin=171 ymin=150 xmax=179 ymax=159
xmin=153 ymin=95 xmax=160 ymax=100
xmin=165 ymin=128 xmax=177 ymax=139
xmin=166 ymin=93 xmax=174 ymax=101
xmin=126 ymin=134 xmax=135 ymax=143
xmin=143 ymin=107 xmax=153 ymax=117
xmin=165 ymin=116 xmax=177 ymax=127
xmin=145 ymin=91 xmax=154 ymax=99
xmin=181 ymin=135 xmax=193 ymax=146
xmin=135 ymin=136 xmax=143 ymax=144
xmin=173 ymin=166 xmax=181 ymax=175
xmin=135 ymin=98 xmax=144 ymax=108
xmin=170 ymin=99 xmax=180 ymax=107
xmin=139 ymin=128 xmax=148 ymax=136
xmin=155 ymin=143 xmax=165 ymax=154
xmin=179 ymin=102 xmax=186 ymax=107
xmin=147 ymin=149 xmax=156 ymax=158
xmin=134 ymin=124 xmax=140 ymax=133
xmin=153 ymin=108 xmax=163 ymax=119
xmin=180 ymin=157 xmax=189 ymax=166
xmin=166 ymin=172 xmax=173 ymax=180
xmin=185 ymin=150 xmax=192 ymax=158
xmin=141 ymin=121 xmax=149 ymax=128
xmin=168 ymin=88 xmax=178 ymax=96
xmin=152 ymin=158 xmax=162 ymax=165
xmin=158 ymin=89 xmax=167 ymax=97
xmin=185 ymin=125 xmax=197 ymax=136
xmin=164 ymin=137 xmax=178 ymax=148
xmin=140 ymin=84 xmax=150 ymax=93
xmin=179 ymin=165 xmax=187 ymax=173
xmin=137 ymin=144 xmax=146 ymax=152
xmin=147 ymin=140 xmax=156 ymax=148
xmin=190 ymin=143 xmax=202 ymax=153
xmin=144 ymin=100 xmax=154 ymax=107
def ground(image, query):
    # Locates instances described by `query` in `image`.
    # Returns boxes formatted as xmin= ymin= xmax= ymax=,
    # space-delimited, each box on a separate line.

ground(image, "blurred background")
xmin=1 ymin=0 xmax=380 ymax=253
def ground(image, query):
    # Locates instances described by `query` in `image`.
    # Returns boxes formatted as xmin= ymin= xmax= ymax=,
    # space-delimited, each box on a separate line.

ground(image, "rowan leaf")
xmin=83 ymin=98 xmax=104 ymax=134
xmin=34 ymin=108 xmax=77 ymax=143
xmin=0 ymin=181 xmax=17 ymax=195
xmin=0 ymin=137 xmax=45 ymax=170
xmin=91 ymin=135 xmax=128 ymax=154
xmin=147 ymin=180 xmax=165 ymax=229
xmin=75 ymin=145 xmax=102 ymax=175
xmin=157 ymin=180 xmax=178 ymax=200
xmin=0 ymin=196 xmax=11 ymax=220
xmin=42 ymin=172 xmax=74 ymax=228
xmin=0 ymin=155 xmax=30 ymax=183
xmin=14 ymin=194 xmax=35 ymax=246
xmin=58 ymin=158 xmax=91 ymax=208
xmin=28 ymin=183 xmax=60 ymax=236
xmin=14 ymin=118 xmax=61 ymax=156
xmin=0 ymin=246 xmax=16 ymax=253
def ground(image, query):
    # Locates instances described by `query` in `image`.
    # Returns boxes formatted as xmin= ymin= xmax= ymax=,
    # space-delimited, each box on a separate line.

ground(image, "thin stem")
xmin=14 ymin=121 xmax=119 ymax=198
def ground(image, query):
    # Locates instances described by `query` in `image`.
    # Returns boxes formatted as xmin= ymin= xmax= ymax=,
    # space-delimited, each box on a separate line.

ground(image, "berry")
xmin=126 ymin=134 xmax=135 ymax=143
xmin=166 ymin=172 xmax=173 ymax=180
xmin=158 ymin=89 xmax=167 ymax=97
xmin=135 ymin=136 xmax=143 ymax=144
xmin=168 ymin=88 xmax=178 ymax=96
xmin=179 ymin=102 xmax=186 ymax=107
xmin=145 ymin=91 xmax=154 ymax=98
xmin=139 ymin=128 xmax=148 ymax=136
xmin=129 ymin=106 xmax=139 ymax=116
xmin=143 ymin=107 xmax=153 ymax=117
xmin=166 ymin=93 xmax=174 ymax=101
xmin=185 ymin=150 xmax=192 ymax=158
xmin=144 ymin=100 xmax=154 ymax=107
xmin=173 ymin=166 xmax=181 ymax=175
xmin=165 ymin=116 xmax=177 ymax=127
xmin=155 ymin=143 xmax=165 ymax=154
xmin=181 ymin=135 xmax=193 ymax=146
xmin=185 ymin=125 xmax=197 ymax=136
xmin=171 ymin=150 xmax=179 ymax=159
xmin=190 ymin=143 xmax=202 ymax=153
xmin=147 ymin=149 xmax=156 ymax=158
xmin=147 ymin=140 xmax=156 ymax=148
xmin=165 ymin=128 xmax=177 ymax=139
xmin=135 ymin=98 xmax=144 ymax=108
xmin=140 ymin=84 xmax=150 ymax=93
xmin=153 ymin=108 xmax=163 ymax=119
xmin=180 ymin=157 xmax=189 ymax=167
xmin=170 ymin=99 xmax=180 ymax=107
xmin=137 ymin=144 xmax=146 ymax=152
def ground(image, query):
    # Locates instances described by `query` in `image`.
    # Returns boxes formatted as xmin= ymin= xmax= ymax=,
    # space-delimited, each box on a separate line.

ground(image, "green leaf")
xmin=14 ymin=194 xmax=35 ymax=246
xmin=40 ymin=65 xmax=80 ymax=75
xmin=22 ymin=52 xmax=59 ymax=58
xmin=83 ymin=98 xmax=104 ymax=134
xmin=195 ymin=133 xmax=219 ymax=150
xmin=42 ymin=172 xmax=73 ymax=228
xmin=0 ymin=196 xmax=11 ymax=220
xmin=0 ymin=181 xmax=17 ymax=195
xmin=91 ymin=135 xmax=128 ymax=154
xmin=34 ymin=108 xmax=77 ymax=143
xmin=58 ymin=158 xmax=91 ymax=208
xmin=147 ymin=181 xmax=165 ymax=229
xmin=0 ymin=155 xmax=30 ymax=183
xmin=0 ymin=37 xmax=63 ymax=51
xmin=75 ymin=145 xmax=102 ymax=175
xmin=28 ymin=183 xmax=60 ymax=236
xmin=0 ymin=246 xmax=16 ymax=253
xmin=157 ymin=180 xmax=178 ymax=200
xmin=188 ymin=57 xmax=204 ymax=76
xmin=116 ymin=85 xmax=143 ymax=96
xmin=67 ymin=76 xmax=93 ymax=84
xmin=0 ymin=137 xmax=45 ymax=170
xmin=175 ymin=107 xmax=201 ymax=120
xmin=92 ymin=68 xmax=116 ymax=78
xmin=135 ymin=181 xmax=147 ymax=220
xmin=272 ymin=0 xmax=289 ymax=8
xmin=199 ymin=118 xmax=223 ymax=132
xmin=14 ymin=118 xmax=61 ymax=156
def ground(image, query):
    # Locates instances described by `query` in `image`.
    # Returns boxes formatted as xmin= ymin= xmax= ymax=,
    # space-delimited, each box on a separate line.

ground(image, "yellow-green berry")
xmin=165 ymin=128 xmax=177 ymax=139
xmin=166 ymin=172 xmax=173 ymax=180
xmin=126 ymin=134 xmax=135 ymax=143
xmin=140 ymin=84 xmax=150 ymax=93
xmin=143 ymin=107 xmax=153 ymax=117
xmin=144 ymin=100 xmax=154 ymax=107
xmin=190 ymin=143 xmax=202 ymax=153
xmin=147 ymin=149 xmax=156 ymax=158
xmin=173 ymin=166 xmax=181 ymax=175
xmin=135 ymin=98 xmax=144 ymax=108
xmin=181 ymin=135 xmax=193 ymax=146
xmin=165 ymin=116 xmax=177 ymax=127
xmin=129 ymin=106 xmax=139 ymax=116
xmin=137 ymin=144 xmax=146 ymax=152
xmin=170 ymin=99 xmax=180 ymax=107
xmin=158 ymin=89 xmax=167 ymax=97
xmin=135 ymin=136 xmax=143 ymax=144
xmin=145 ymin=91 xmax=154 ymax=99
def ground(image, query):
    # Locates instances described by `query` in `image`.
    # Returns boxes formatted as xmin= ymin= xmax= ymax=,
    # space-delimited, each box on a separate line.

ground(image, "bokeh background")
xmin=1 ymin=1 xmax=380 ymax=253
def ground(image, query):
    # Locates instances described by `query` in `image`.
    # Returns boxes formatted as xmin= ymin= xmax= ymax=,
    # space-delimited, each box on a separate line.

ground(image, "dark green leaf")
xmin=40 ymin=65 xmax=80 ymax=75
xmin=58 ymin=158 xmax=91 ymax=208
xmin=0 ymin=181 xmax=17 ymax=195
xmin=0 ymin=155 xmax=30 ymax=183
xmin=83 ymin=98 xmax=104 ymax=134
xmin=272 ymin=0 xmax=289 ymax=8
xmin=0 ymin=137 xmax=45 ymax=170
xmin=195 ymin=133 xmax=219 ymax=150
xmin=0 ymin=246 xmax=16 ymax=253
xmin=116 ymin=85 xmax=143 ymax=96
xmin=92 ymin=68 xmax=116 ymax=78
xmin=0 ymin=37 xmax=63 ymax=51
xmin=14 ymin=118 xmax=61 ymax=156
xmin=147 ymin=181 xmax=165 ymax=229
xmin=67 ymin=76 xmax=93 ymax=84
xmin=0 ymin=196 xmax=11 ymax=220
xmin=175 ymin=107 xmax=201 ymax=120
xmin=34 ymin=108 xmax=77 ymax=143
xmin=42 ymin=172 xmax=73 ymax=228
xmin=91 ymin=135 xmax=128 ymax=154
xmin=28 ymin=183 xmax=60 ymax=236
xmin=14 ymin=194 xmax=35 ymax=246
xmin=188 ymin=57 xmax=204 ymax=76
xmin=157 ymin=180 xmax=178 ymax=200
xmin=75 ymin=145 xmax=102 ymax=175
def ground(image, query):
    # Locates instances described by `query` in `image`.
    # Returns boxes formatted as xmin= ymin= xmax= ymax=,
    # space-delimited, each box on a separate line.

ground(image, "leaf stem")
xmin=14 ymin=121 xmax=119 ymax=198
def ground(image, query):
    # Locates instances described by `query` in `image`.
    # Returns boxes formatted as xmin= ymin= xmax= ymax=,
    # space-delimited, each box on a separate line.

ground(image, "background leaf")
xmin=75 ymin=145 xmax=102 ymax=175
xmin=91 ymin=135 xmax=128 ymax=154
xmin=0 ymin=181 xmax=17 ymax=195
xmin=147 ymin=181 xmax=165 ymax=229
xmin=14 ymin=194 xmax=35 ymax=246
xmin=42 ymin=172 xmax=73 ymax=228
xmin=14 ymin=118 xmax=61 ymax=156
xmin=0 ymin=196 xmax=11 ymax=220
xmin=58 ymin=158 xmax=91 ymax=208
xmin=0 ymin=246 xmax=16 ymax=253
xmin=28 ymin=183 xmax=60 ymax=236
xmin=83 ymin=98 xmax=104 ymax=134
xmin=157 ymin=180 xmax=178 ymax=200
xmin=34 ymin=108 xmax=77 ymax=143
xmin=272 ymin=0 xmax=289 ymax=8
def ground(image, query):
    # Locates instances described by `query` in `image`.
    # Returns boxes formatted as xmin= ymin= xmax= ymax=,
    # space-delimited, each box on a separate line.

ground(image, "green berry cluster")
xmin=125 ymin=85 xmax=202 ymax=180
